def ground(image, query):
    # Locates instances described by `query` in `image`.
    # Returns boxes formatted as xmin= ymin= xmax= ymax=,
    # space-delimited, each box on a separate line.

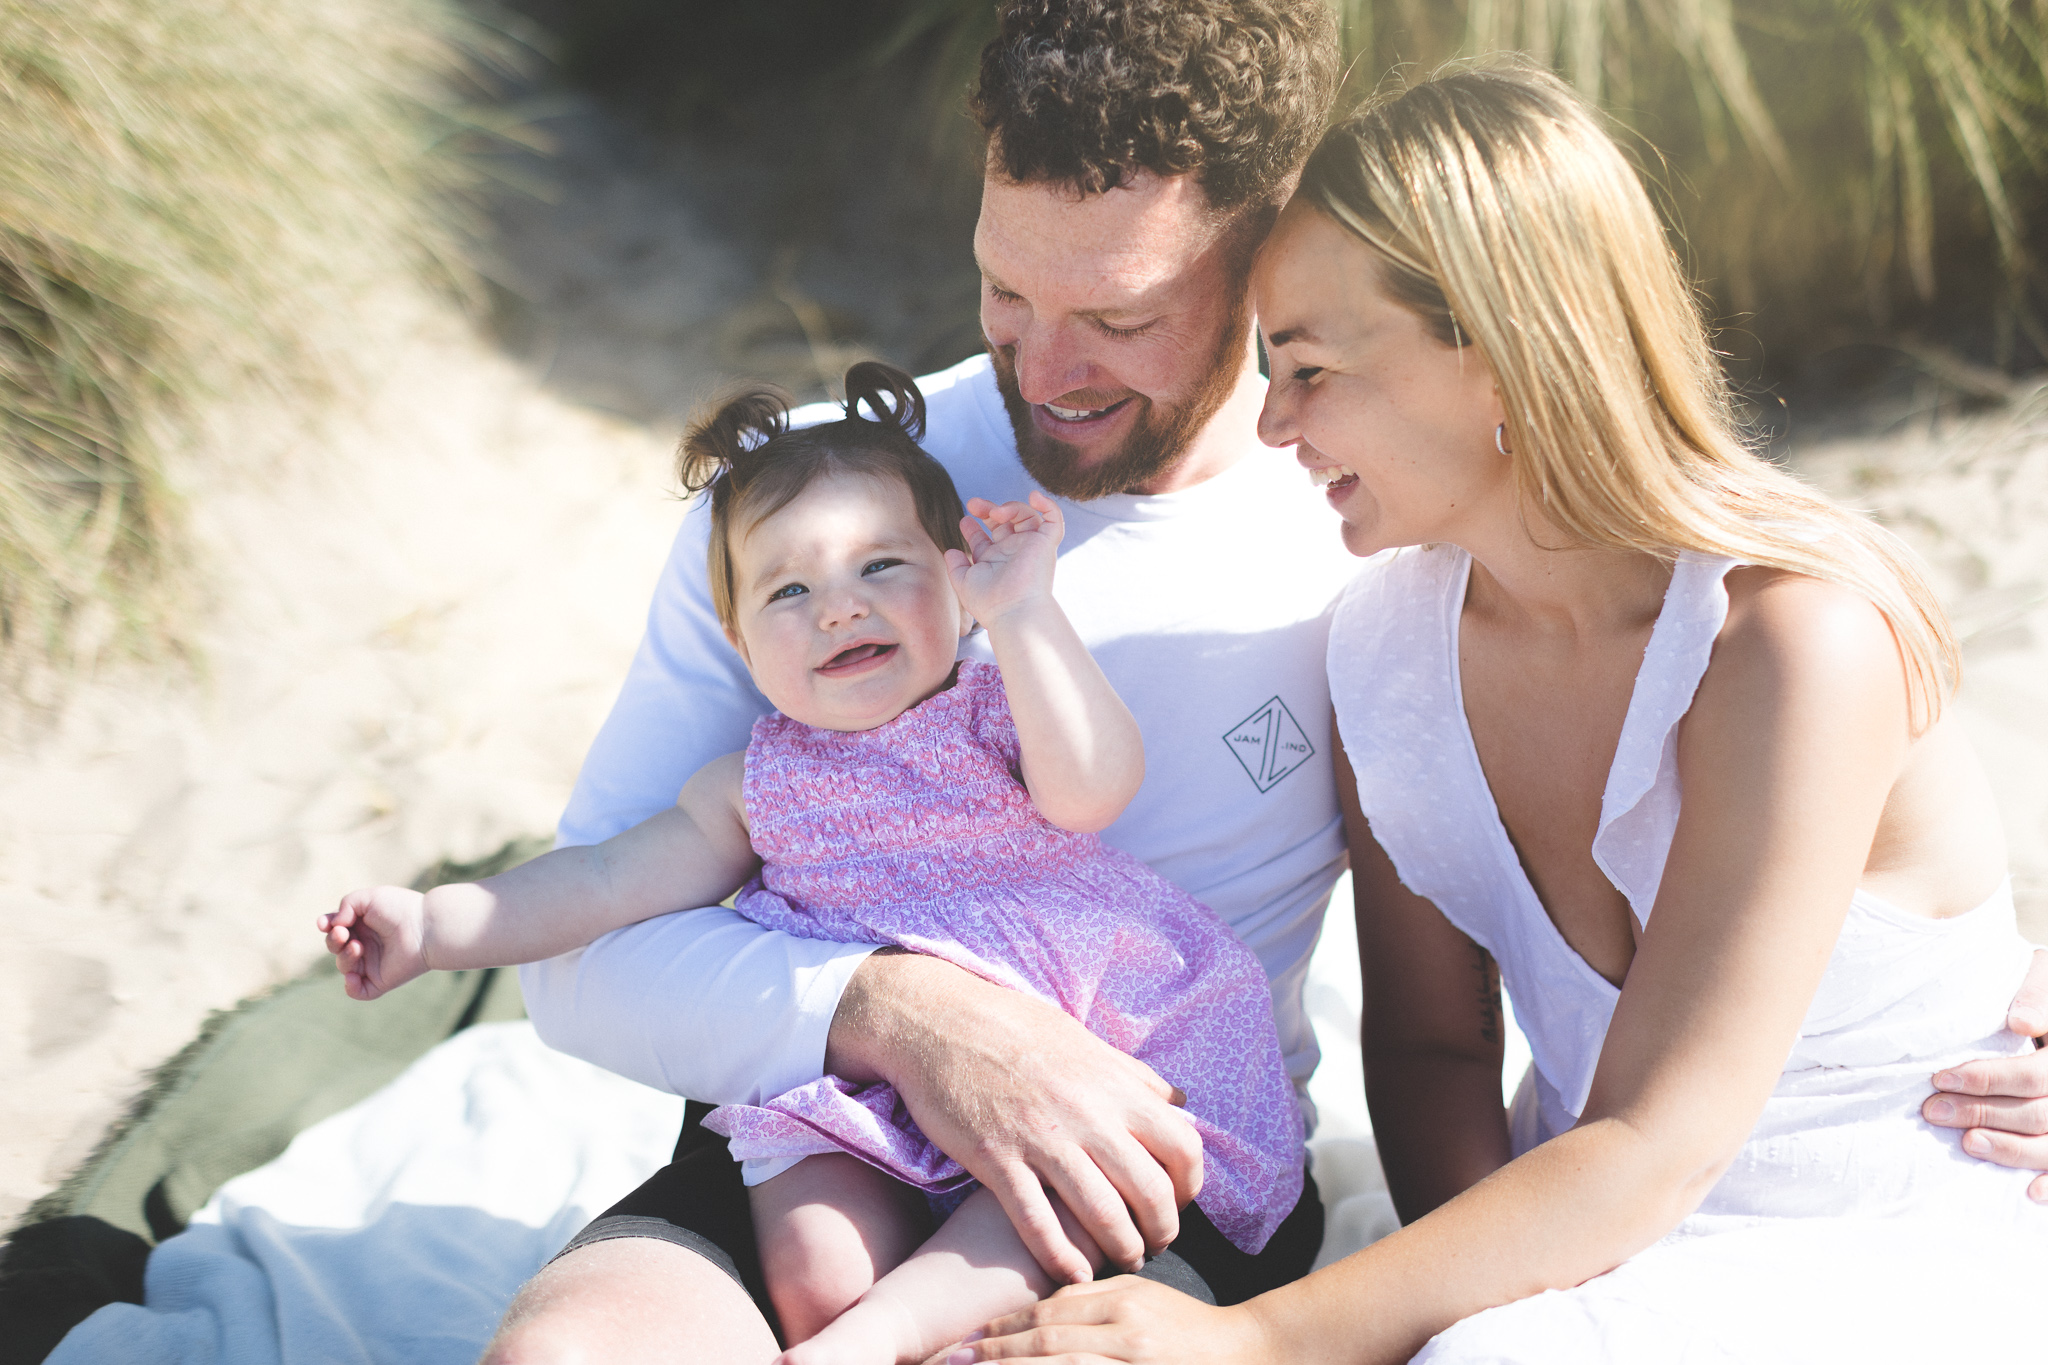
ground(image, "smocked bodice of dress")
xmin=1329 ymin=545 xmax=2034 ymax=1154
xmin=716 ymin=657 xmax=1305 ymax=1252
xmin=742 ymin=660 xmax=1099 ymax=924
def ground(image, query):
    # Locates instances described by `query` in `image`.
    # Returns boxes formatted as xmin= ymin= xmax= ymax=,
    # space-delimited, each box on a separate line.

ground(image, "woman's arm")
xmin=965 ymin=572 xmax=1916 ymax=1364
xmin=323 ymin=752 xmax=758 ymax=998
xmin=1336 ymin=730 xmax=1513 ymax=1221
xmin=949 ymin=494 xmax=1144 ymax=832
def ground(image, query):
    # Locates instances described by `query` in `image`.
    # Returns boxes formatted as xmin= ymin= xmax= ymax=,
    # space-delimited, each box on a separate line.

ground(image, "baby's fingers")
xmin=958 ymin=515 xmax=994 ymax=560
xmin=1032 ymin=497 xmax=1064 ymax=548
xmin=979 ymin=498 xmax=1047 ymax=540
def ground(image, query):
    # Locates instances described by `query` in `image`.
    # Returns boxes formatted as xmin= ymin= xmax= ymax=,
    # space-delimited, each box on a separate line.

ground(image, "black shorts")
xmin=555 ymin=1102 xmax=1324 ymax=1345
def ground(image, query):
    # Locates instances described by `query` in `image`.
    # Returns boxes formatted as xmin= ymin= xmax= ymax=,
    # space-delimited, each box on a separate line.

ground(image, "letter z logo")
xmin=1223 ymin=696 xmax=1315 ymax=793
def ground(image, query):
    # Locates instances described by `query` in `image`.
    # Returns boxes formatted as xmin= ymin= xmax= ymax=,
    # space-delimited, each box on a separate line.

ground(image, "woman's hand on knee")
xmin=947 ymin=1277 xmax=1268 ymax=1365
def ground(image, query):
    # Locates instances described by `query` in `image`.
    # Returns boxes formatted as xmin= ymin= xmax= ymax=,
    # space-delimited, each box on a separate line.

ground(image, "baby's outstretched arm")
xmin=318 ymin=751 xmax=756 ymax=999
xmin=947 ymin=492 xmax=1143 ymax=832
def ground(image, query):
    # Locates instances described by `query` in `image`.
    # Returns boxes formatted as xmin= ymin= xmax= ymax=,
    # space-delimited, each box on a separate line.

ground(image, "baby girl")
xmin=318 ymin=361 xmax=1302 ymax=1365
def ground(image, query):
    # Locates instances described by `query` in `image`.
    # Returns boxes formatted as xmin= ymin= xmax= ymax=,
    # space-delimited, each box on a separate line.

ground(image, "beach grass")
xmin=874 ymin=0 xmax=2048 ymax=377
xmin=0 ymin=0 xmax=509 ymax=692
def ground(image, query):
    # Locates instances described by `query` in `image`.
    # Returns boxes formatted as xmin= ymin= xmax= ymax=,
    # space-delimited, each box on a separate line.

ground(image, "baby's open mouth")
xmin=820 ymin=642 xmax=895 ymax=672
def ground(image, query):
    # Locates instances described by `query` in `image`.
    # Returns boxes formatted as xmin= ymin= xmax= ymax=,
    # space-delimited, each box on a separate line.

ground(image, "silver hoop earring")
xmin=1494 ymin=423 xmax=1511 ymax=456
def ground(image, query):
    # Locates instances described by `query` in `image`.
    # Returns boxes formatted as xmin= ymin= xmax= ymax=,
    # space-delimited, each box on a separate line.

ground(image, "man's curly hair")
xmin=970 ymin=0 xmax=1341 ymax=213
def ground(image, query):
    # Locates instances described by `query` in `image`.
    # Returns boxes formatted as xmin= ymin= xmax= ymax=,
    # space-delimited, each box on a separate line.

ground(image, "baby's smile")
xmin=818 ymin=640 xmax=898 ymax=675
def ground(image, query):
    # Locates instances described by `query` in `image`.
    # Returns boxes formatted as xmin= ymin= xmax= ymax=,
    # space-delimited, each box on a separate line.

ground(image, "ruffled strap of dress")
xmin=1591 ymin=552 xmax=1742 ymax=928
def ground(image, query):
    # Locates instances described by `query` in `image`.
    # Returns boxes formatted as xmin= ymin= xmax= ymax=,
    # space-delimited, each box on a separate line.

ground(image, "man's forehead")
xmin=975 ymin=169 xmax=1235 ymax=298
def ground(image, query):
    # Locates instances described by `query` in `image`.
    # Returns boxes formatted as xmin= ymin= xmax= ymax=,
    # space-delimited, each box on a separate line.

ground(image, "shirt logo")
xmin=1223 ymin=696 xmax=1315 ymax=793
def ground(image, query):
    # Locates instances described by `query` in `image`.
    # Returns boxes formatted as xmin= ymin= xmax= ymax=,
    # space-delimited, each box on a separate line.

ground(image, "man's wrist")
xmin=825 ymin=946 xmax=968 ymax=1084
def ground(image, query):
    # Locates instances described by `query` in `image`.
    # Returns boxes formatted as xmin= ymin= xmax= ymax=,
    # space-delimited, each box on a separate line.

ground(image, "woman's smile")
xmin=1252 ymin=198 xmax=1509 ymax=558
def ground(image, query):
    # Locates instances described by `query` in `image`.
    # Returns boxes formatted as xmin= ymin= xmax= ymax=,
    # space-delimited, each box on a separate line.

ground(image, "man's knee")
xmin=482 ymin=1235 xmax=777 ymax=1365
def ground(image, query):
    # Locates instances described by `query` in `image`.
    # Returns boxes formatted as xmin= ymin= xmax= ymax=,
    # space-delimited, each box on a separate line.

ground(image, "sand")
xmin=0 ymin=297 xmax=682 ymax=1227
xmin=2 ymin=87 xmax=2043 ymax=1233
xmin=1792 ymin=386 xmax=2048 ymax=934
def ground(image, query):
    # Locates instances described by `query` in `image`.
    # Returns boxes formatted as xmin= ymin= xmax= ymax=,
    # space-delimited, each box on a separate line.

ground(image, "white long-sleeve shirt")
xmin=522 ymin=354 xmax=1359 ymax=1115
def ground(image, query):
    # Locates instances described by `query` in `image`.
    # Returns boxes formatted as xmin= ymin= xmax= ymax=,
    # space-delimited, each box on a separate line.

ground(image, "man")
xmin=487 ymin=3 xmax=2048 ymax=1359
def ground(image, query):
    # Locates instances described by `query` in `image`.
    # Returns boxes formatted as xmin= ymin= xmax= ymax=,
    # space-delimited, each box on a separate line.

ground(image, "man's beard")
xmin=987 ymin=299 xmax=1251 ymax=502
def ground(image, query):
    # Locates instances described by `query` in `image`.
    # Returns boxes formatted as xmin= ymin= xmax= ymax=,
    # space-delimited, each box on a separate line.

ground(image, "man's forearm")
xmin=521 ymin=904 xmax=874 ymax=1103
xmin=824 ymin=947 xmax=983 ymax=1086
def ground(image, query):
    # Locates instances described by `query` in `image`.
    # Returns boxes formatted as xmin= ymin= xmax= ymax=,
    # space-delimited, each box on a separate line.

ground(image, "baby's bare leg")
xmin=754 ymin=1153 xmax=933 ymax=1346
xmin=778 ymin=1186 xmax=1104 ymax=1365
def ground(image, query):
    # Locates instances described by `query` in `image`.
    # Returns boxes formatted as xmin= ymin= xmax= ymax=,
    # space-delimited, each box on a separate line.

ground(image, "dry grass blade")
xmin=0 ymin=0 xmax=510 ymax=693
xmin=870 ymin=0 xmax=2047 ymax=375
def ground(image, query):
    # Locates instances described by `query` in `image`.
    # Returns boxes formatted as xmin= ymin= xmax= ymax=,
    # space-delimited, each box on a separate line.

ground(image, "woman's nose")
xmin=1256 ymin=382 xmax=1300 ymax=449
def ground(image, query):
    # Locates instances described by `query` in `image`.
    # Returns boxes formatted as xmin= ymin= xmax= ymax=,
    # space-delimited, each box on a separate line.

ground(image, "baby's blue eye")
xmin=768 ymin=582 xmax=806 ymax=602
xmin=862 ymin=559 xmax=903 ymax=576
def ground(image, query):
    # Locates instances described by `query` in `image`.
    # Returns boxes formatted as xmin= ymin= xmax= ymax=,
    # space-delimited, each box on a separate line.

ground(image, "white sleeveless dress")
xmin=1329 ymin=545 xmax=2046 ymax=1364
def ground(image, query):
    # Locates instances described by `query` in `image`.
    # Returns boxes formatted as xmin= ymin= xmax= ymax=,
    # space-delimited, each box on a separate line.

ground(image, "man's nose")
xmin=1008 ymin=320 xmax=1094 ymax=407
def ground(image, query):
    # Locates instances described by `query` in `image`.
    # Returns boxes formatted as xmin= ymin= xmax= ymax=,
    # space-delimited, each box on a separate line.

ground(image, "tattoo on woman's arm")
xmin=1473 ymin=942 xmax=1502 ymax=1048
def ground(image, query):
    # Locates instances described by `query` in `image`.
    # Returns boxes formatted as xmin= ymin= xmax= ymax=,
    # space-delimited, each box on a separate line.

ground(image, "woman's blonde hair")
xmin=1298 ymin=61 xmax=1958 ymax=727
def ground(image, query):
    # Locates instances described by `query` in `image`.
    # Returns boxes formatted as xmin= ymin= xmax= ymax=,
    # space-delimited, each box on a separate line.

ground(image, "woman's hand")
xmin=951 ymin=1278 xmax=1272 ymax=1365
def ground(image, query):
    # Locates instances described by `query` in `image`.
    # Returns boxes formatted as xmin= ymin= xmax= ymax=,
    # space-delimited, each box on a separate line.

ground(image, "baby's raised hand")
xmin=946 ymin=491 xmax=1064 ymax=625
xmin=317 ymin=887 xmax=430 ymax=1001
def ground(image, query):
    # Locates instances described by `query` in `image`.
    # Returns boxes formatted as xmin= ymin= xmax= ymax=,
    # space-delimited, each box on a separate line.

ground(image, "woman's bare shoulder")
xmin=1715 ymin=566 xmax=1904 ymax=695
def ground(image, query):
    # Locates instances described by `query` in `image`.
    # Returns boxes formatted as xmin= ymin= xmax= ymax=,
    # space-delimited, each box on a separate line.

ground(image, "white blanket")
xmin=49 ymin=1023 xmax=686 ymax=1365
xmin=49 ymin=892 xmax=1411 ymax=1364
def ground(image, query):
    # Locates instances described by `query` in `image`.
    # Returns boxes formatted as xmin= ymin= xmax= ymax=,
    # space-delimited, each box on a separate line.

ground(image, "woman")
xmin=955 ymin=63 xmax=2045 ymax=1363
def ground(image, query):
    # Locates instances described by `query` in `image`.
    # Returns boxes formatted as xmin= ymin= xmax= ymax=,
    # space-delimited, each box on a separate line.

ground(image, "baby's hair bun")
xmin=677 ymin=384 xmax=793 ymax=494
xmin=842 ymin=360 xmax=927 ymax=443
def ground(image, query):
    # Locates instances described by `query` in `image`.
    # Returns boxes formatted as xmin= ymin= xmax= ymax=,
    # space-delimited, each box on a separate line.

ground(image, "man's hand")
xmin=827 ymin=951 xmax=1203 ymax=1285
xmin=1923 ymin=948 xmax=2048 ymax=1202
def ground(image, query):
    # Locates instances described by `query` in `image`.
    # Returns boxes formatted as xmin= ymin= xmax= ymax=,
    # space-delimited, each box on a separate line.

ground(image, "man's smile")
xmin=1042 ymin=396 xmax=1133 ymax=423
xmin=1030 ymin=394 xmax=1139 ymax=445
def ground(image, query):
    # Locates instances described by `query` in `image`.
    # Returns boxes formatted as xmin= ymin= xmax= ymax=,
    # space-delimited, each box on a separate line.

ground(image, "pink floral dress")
xmin=700 ymin=660 xmax=1303 ymax=1253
